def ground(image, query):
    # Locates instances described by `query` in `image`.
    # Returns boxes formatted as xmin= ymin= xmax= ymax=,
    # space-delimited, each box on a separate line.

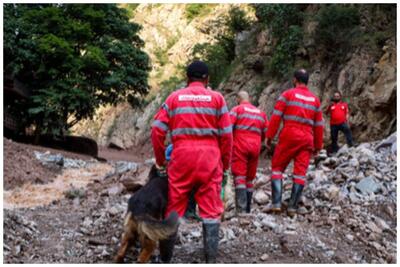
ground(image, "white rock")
xmin=374 ymin=217 xmax=390 ymax=231
xmin=254 ymin=190 xmax=269 ymax=205
xmin=327 ymin=185 xmax=340 ymax=200
xmin=261 ymin=217 xmax=277 ymax=230
xmin=260 ymin=253 xmax=269 ymax=261
xmin=108 ymin=185 xmax=123 ymax=196
xmin=356 ymin=176 xmax=381 ymax=194
xmin=108 ymin=207 xmax=119 ymax=216
xmin=367 ymin=221 xmax=382 ymax=234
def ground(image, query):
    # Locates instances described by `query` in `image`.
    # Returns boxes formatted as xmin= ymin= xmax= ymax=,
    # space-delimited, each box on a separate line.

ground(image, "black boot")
xmin=235 ymin=188 xmax=247 ymax=214
xmin=269 ymin=179 xmax=282 ymax=212
xmin=246 ymin=190 xmax=253 ymax=213
xmin=287 ymin=183 xmax=304 ymax=217
xmin=159 ymin=232 xmax=177 ymax=263
xmin=202 ymin=222 xmax=220 ymax=263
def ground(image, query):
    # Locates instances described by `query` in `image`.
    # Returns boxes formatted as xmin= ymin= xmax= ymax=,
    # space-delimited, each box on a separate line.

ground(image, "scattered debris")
xmin=3 ymin=135 xmax=397 ymax=263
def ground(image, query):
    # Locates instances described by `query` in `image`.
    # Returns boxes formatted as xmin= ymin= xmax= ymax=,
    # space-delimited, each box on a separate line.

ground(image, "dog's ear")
xmin=128 ymin=183 xmax=143 ymax=193
xmin=148 ymin=165 xmax=158 ymax=180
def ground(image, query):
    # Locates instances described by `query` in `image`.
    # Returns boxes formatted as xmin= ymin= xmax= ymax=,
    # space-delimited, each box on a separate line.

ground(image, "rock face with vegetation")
xmin=73 ymin=4 xmax=396 ymax=149
xmin=72 ymin=3 xmax=248 ymax=148
xmin=220 ymin=5 xmax=396 ymax=144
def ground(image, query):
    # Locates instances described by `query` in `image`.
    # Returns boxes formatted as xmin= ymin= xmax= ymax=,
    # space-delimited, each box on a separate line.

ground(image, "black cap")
xmin=294 ymin=69 xmax=309 ymax=85
xmin=186 ymin=60 xmax=209 ymax=79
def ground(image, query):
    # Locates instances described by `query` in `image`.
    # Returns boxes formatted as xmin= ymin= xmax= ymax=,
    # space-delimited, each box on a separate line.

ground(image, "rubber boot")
xmin=159 ymin=231 xmax=177 ymax=263
xmin=235 ymin=188 xmax=247 ymax=214
xmin=202 ymin=222 xmax=220 ymax=263
xmin=246 ymin=190 xmax=253 ymax=213
xmin=287 ymin=183 xmax=304 ymax=217
xmin=266 ymin=179 xmax=282 ymax=213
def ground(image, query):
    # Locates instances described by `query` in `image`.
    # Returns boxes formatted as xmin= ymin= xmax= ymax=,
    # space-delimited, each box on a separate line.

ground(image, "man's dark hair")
xmin=333 ymin=90 xmax=342 ymax=96
xmin=188 ymin=76 xmax=207 ymax=82
xmin=294 ymin=69 xmax=309 ymax=85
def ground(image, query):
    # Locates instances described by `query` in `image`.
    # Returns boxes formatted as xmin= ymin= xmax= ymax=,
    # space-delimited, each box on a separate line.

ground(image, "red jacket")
xmin=266 ymin=85 xmax=324 ymax=150
xmin=326 ymin=101 xmax=348 ymax=125
xmin=151 ymin=82 xmax=233 ymax=170
xmin=230 ymin=101 xmax=269 ymax=142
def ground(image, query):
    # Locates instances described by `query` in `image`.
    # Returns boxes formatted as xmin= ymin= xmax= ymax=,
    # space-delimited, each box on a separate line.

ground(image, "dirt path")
xmin=4 ymin=163 xmax=112 ymax=209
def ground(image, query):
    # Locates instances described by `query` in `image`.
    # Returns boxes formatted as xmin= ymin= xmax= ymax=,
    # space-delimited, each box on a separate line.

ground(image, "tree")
xmin=4 ymin=4 xmax=150 ymax=137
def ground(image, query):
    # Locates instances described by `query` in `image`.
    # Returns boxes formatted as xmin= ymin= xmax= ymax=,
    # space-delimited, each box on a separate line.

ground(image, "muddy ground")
xmin=3 ymin=139 xmax=397 ymax=263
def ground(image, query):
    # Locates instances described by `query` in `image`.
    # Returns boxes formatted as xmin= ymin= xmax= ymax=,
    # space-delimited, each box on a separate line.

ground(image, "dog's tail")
xmin=136 ymin=211 xmax=180 ymax=241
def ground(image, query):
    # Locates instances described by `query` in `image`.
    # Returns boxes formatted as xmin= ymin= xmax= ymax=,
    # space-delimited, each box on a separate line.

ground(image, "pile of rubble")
xmin=245 ymin=132 xmax=397 ymax=263
xmin=3 ymin=133 xmax=397 ymax=263
xmin=4 ymin=211 xmax=40 ymax=261
xmin=308 ymin=131 xmax=397 ymax=206
xmin=34 ymin=151 xmax=98 ymax=169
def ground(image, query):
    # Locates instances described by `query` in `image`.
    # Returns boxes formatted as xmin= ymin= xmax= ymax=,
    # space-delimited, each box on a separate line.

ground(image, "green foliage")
xmin=154 ymin=47 xmax=169 ymax=66
xmin=153 ymin=34 xmax=180 ymax=67
xmin=4 ymin=4 xmax=150 ymax=136
xmin=253 ymin=4 xmax=305 ymax=79
xmin=355 ymin=5 xmax=396 ymax=53
xmin=189 ymin=6 xmax=250 ymax=88
xmin=185 ymin=4 xmax=213 ymax=22
xmin=253 ymin=4 xmax=303 ymax=39
xmin=121 ymin=4 xmax=140 ymax=17
xmin=268 ymin=25 xmax=303 ymax=78
xmin=315 ymin=5 xmax=360 ymax=61
xmin=191 ymin=43 xmax=233 ymax=89
xmin=225 ymin=6 xmax=251 ymax=33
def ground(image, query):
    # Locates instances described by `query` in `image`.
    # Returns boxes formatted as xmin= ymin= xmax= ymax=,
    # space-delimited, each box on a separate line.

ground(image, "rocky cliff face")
xmin=73 ymin=4 xmax=396 ymax=149
xmin=220 ymin=6 xmax=396 ymax=144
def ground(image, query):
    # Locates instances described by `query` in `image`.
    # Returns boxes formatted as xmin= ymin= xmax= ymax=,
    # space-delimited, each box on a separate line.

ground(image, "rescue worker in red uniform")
xmin=266 ymin=69 xmax=324 ymax=216
xmin=151 ymin=61 xmax=233 ymax=263
xmin=230 ymin=91 xmax=268 ymax=214
xmin=325 ymin=91 xmax=354 ymax=153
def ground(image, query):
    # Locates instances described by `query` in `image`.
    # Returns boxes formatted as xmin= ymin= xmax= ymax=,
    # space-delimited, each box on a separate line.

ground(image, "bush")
xmin=154 ymin=47 xmax=168 ymax=66
xmin=253 ymin=4 xmax=303 ymax=39
xmin=253 ymin=4 xmax=305 ymax=79
xmin=185 ymin=4 xmax=212 ymax=22
xmin=121 ymin=4 xmax=139 ymax=17
xmin=226 ymin=6 xmax=251 ymax=33
xmin=191 ymin=42 xmax=233 ymax=89
xmin=268 ymin=25 xmax=303 ymax=78
xmin=315 ymin=5 xmax=360 ymax=60
xmin=188 ymin=6 xmax=250 ymax=88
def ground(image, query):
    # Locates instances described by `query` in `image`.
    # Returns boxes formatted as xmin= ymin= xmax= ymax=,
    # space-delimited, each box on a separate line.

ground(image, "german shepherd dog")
xmin=114 ymin=165 xmax=179 ymax=263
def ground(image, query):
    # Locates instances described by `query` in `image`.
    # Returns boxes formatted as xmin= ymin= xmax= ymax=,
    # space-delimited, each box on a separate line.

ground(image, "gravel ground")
xmin=3 ymin=138 xmax=397 ymax=263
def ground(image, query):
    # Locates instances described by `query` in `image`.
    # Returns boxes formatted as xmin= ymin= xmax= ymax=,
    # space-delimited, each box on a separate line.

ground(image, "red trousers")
xmin=165 ymin=143 xmax=223 ymax=221
xmin=231 ymin=135 xmax=261 ymax=192
xmin=271 ymin=127 xmax=313 ymax=185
